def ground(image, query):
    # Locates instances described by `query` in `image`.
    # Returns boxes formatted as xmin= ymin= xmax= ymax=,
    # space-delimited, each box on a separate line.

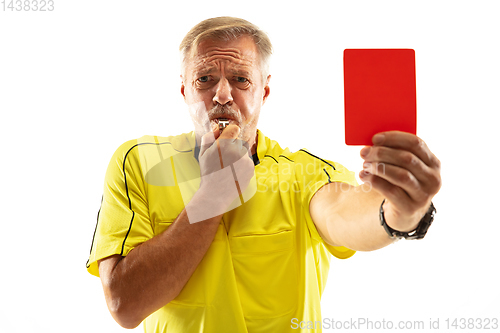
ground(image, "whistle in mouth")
xmin=218 ymin=118 xmax=229 ymax=132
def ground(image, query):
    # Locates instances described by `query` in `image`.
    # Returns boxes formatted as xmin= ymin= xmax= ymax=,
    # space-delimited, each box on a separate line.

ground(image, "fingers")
xmin=370 ymin=131 xmax=441 ymax=169
xmin=195 ymin=123 xmax=256 ymax=214
xmin=360 ymin=145 xmax=435 ymax=189
xmin=360 ymin=163 xmax=427 ymax=205
xmin=359 ymin=131 xmax=442 ymax=210
xmin=199 ymin=128 xmax=217 ymax=158
xmin=200 ymin=124 xmax=241 ymax=157
xmin=359 ymin=169 xmax=416 ymax=214
xmin=218 ymin=125 xmax=253 ymax=167
xmin=199 ymin=123 xmax=250 ymax=173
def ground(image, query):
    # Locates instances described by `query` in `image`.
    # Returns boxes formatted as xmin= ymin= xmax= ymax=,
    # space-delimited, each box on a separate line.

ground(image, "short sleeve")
xmin=298 ymin=152 xmax=358 ymax=259
xmin=86 ymin=140 xmax=154 ymax=277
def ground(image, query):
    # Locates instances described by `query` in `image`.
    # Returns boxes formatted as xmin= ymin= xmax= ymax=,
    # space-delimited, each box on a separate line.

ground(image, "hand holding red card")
xmin=345 ymin=49 xmax=441 ymax=234
xmin=344 ymin=49 xmax=417 ymax=146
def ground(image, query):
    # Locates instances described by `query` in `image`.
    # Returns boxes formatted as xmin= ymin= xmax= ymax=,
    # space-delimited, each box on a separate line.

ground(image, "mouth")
xmin=217 ymin=118 xmax=230 ymax=132
xmin=211 ymin=117 xmax=238 ymax=132
xmin=213 ymin=117 xmax=229 ymax=123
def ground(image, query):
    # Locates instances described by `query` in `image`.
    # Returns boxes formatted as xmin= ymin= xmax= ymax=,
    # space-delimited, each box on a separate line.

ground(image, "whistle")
xmin=218 ymin=118 xmax=229 ymax=132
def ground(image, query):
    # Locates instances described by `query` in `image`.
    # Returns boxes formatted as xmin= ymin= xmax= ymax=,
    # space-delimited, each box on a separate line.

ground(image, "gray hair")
xmin=179 ymin=16 xmax=273 ymax=82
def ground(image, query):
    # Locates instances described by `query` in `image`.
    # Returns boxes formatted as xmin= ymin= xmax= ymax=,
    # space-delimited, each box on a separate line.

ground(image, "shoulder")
xmin=257 ymin=131 xmax=334 ymax=167
xmin=257 ymin=132 xmax=357 ymax=185
xmin=102 ymin=132 xmax=196 ymax=179
xmin=259 ymin=136 xmax=337 ymax=171
xmin=109 ymin=132 xmax=195 ymax=160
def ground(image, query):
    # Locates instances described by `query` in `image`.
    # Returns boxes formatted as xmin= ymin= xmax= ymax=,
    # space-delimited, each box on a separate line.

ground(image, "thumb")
xmin=218 ymin=124 xmax=240 ymax=141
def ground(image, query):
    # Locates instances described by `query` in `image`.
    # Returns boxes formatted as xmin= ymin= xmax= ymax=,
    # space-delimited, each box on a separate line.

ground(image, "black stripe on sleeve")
xmin=299 ymin=149 xmax=336 ymax=170
xmin=323 ymin=168 xmax=332 ymax=183
xmin=120 ymin=141 xmax=193 ymax=256
xmin=264 ymin=154 xmax=278 ymax=164
xmin=279 ymin=155 xmax=294 ymax=163
xmin=86 ymin=196 xmax=103 ymax=268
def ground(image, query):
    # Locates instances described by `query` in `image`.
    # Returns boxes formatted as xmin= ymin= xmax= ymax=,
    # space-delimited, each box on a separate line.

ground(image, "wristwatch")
xmin=379 ymin=199 xmax=436 ymax=240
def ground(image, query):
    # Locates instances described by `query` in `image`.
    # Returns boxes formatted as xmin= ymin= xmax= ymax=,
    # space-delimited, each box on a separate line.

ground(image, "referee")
xmin=86 ymin=16 xmax=441 ymax=333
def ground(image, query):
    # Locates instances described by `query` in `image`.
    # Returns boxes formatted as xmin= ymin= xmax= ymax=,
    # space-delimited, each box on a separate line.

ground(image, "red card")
xmin=344 ymin=49 xmax=417 ymax=145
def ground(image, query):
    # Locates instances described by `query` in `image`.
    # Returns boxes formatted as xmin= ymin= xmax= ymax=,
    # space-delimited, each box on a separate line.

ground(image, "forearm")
xmin=313 ymin=132 xmax=441 ymax=253
xmin=100 ymin=191 xmax=222 ymax=328
xmin=324 ymin=183 xmax=397 ymax=251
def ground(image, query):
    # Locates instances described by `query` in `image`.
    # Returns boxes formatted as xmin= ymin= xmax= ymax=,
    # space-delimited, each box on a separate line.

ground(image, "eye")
xmin=197 ymin=76 xmax=210 ymax=83
xmin=235 ymin=77 xmax=248 ymax=83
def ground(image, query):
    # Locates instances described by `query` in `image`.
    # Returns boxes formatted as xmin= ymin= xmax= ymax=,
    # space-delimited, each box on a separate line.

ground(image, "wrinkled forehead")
xmin=186 ymin=37 xmax=262 ymax=76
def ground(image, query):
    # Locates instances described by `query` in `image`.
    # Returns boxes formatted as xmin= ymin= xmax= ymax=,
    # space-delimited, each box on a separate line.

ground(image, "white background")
xmin=1 ymin=1 xmax=498 ymax=332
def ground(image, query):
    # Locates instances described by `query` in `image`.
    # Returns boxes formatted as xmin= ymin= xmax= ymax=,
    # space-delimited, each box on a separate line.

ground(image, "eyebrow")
xmin=195 ymin=67 xmax=216 ymax=76
xmin=194 ymin=66 xmax=251 ymax=78
xmin=231 ymin=69 xmax=251 ymax=77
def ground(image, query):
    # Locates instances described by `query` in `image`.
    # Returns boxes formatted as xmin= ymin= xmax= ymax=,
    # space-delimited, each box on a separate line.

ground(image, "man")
xmin=86 ymin=17 xmax=441 ymax=332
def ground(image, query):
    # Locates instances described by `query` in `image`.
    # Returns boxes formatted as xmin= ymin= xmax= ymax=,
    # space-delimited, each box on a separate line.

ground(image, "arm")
xmin=98 ymin=125 xmax=254 ymax=328
xmin=98 ymin=196 xmax=221 ymax=329
xmin=310 ymin=131 xmax=441 ymax=252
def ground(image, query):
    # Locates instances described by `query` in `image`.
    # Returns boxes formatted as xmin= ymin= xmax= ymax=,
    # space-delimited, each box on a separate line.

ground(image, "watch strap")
xmin=379 ymin=199 xmax=436 ymax=240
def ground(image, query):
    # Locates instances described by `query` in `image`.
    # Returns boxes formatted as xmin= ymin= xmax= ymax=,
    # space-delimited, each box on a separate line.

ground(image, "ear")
xmin=262 ymin=75 xmax=271 ymax=104
xmin=180 ymin=75 xmax=186 ymax=100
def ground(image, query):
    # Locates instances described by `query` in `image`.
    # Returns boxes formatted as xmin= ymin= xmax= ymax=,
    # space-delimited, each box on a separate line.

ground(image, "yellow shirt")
xmin=86 ymin=129 xmax=357 ymax=332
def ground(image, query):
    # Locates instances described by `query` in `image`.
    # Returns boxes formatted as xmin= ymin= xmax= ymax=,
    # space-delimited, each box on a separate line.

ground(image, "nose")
xmin=213 ymin=77 xmax=233 ymax=106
